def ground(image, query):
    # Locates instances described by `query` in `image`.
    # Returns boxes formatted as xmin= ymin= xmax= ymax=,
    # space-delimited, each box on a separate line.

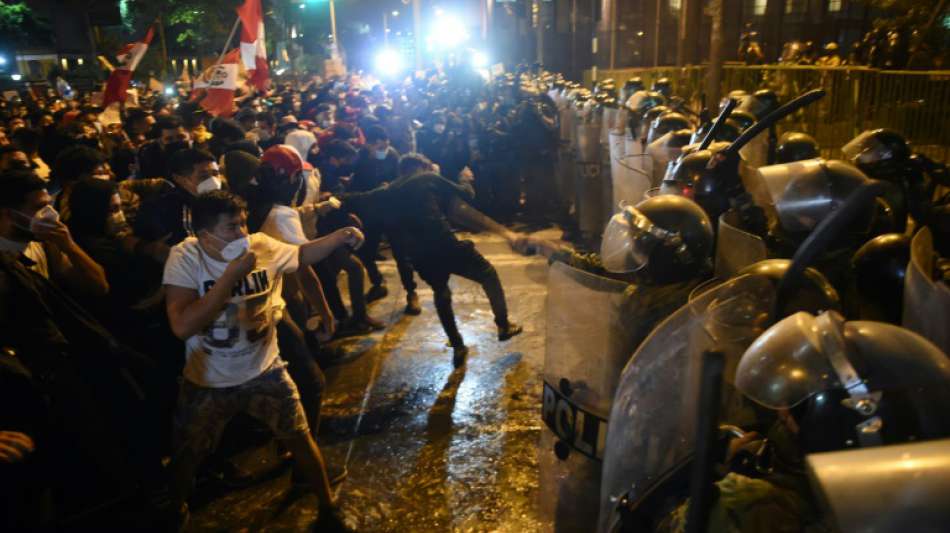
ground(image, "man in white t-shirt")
xmin=163 ymin=190 xmax=362 ymax=531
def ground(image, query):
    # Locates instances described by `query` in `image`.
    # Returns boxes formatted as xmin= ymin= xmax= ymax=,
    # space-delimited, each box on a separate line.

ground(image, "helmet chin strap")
xmin=815 ymin=311 xmax=883 ymax=447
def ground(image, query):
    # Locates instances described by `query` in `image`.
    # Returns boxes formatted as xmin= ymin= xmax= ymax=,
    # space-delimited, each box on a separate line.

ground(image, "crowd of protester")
xmin=737 ymin=24 xmax=947 ymax=69
xmin=0 ymin=65 xmax=557 ymax=530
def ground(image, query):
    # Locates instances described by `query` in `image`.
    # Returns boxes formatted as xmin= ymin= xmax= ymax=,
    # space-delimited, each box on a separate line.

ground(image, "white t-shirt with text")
xmin=163 ymin=233 xmax=299 ymax=387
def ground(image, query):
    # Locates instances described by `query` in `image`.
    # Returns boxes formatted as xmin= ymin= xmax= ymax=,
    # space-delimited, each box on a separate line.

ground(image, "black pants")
xmin=356 ymin=220 xmax=418 ymax=294
xmin=315 ymin=247 xmax=368 ymax=322
xmin=414 ymin=240 xmax=510 ymax=347
xmin=276 ymin=314 xmax=326 ymax=436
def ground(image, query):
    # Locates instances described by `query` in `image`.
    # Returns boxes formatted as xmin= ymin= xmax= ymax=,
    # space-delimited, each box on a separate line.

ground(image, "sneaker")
xmin=452 ymin=345 xmax=469 ymax=368
xmin=337 ymin=316 xmax=385 ymax=337
xmin=404 ymin=292 xmax=422 ymax=315
xmin=314 ymin=506 xmax=356 ymax=533
xmin=365 ymin=284 xmax=389 ymax=303
xmin=498 ymin=322 xmax=524 ymax=341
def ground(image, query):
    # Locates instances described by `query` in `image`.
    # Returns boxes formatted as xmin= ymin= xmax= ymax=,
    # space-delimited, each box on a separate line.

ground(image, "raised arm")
xmin=297 ymin=227 xmax=364 ymax=267
xmin=165 ymin=252 xmax=256 ymax=340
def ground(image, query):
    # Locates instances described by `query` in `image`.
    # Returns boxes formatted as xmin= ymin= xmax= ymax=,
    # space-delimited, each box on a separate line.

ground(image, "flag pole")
xmin=216 ymin=17 xmax=242 ymax=67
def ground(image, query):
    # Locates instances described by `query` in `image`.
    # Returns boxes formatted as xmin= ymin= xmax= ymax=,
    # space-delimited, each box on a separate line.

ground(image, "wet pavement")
xmin=187 ymin=230 xmax=559 ymax=532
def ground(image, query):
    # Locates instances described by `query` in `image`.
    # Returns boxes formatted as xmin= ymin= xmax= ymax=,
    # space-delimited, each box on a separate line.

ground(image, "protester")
xmin=163 ymin=190 xmax=362 ymax=531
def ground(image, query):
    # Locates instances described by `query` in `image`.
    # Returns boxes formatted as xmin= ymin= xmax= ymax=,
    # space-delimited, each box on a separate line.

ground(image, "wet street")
xmin=187 ymin=230 xmax=559 ymax=532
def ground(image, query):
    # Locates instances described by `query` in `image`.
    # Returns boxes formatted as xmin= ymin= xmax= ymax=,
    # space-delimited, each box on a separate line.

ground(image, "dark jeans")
xmin=357 ymin=221 xmax=418 ymax=293
xmin=315 ymin=247 xmax=369 ymax=322
xmin=276 ymin=314 xmax=326 ymax=436
xmin=414 ymin=240 xmax=510 ymax=347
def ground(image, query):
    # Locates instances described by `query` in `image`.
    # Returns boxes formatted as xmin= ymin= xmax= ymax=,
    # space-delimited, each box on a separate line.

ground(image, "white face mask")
xmin=15 ymin=205 xmax=59 ymax=234
xmin=374 ymin=149 xmax=388 ymax=160
xmin=207 ymin=232 xmax=250 ymax=261
xmin=433 ymin=124 xmax=446 ymax=134
xmin=196 ymin=176 xmax=223 ymax=194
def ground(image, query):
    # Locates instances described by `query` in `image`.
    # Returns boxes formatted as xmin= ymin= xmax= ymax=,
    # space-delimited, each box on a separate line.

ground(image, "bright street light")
xmin=472 ymin=50 xmax=489 ymax=68
xmin=392 ymin=10 xmax=399 ymax=16
xmin=427 ymin=11 xmax=469 ymax=49
xmin=375 ymin=48 xmax=404 ymax=77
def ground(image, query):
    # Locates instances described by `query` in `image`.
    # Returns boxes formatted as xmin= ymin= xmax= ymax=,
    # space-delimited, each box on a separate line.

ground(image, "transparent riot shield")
xmin=903 ymin=228 xmax=950 ymax=355
xmin=557 ymin=103 xmax=577 ymax=212
xmin=598 ymin=274 xmax=775 ymax=532
xmin=714 ymin=211 xmax=768 ymax=279
xmin=739 ymin=128 xmax=769 ymax=169
xmin=540 ymin=262 xmax=632 ymax=532
xmin=610 ymin=134 xmax=652 ymax=208
xmin=577 ymin=120 xmax=606 ymax=237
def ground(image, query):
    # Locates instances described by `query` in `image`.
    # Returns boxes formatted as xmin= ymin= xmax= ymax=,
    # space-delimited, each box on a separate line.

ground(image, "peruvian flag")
xmin=237 ymin=0 xmax=269 ymax=91
xmin=102 ymin=26 xmax=155 ymax=107
xmin=194 ymin=49 xmax=241 ymax=117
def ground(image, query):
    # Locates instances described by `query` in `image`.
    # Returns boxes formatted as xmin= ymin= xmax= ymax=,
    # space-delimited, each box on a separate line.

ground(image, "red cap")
xmin=261 ymin=144 xmax=313 ymax=176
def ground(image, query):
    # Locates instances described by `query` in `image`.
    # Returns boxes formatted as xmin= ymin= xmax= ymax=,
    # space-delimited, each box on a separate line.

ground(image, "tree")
xmin=0 ymin=2 xmax=51 ymax=48
xmin=124 ymin=0 xmax=244 ymax=54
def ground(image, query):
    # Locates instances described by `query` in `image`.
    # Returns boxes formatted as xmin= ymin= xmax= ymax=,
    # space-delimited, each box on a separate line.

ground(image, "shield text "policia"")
xmin=542 ymin=381 xmax=608 ymax=461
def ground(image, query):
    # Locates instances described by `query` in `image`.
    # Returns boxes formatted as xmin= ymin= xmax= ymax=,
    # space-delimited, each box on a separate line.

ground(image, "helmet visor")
xmin=841 ymin=130 xmax=896 ymax=167
xmin=757 ymin=158 xmax=831 ymax=233
xmin=647 ymin=132 xmax=682 ymax=168
xmin=735 ymin=311 xmax=842 ymax=409
xmin=600 ymin=207 xmax=660 ymax=273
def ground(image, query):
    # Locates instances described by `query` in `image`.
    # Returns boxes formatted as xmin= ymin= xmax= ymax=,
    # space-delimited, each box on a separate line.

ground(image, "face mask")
xmin=105 ymin=211 xmax=130 ymax=237
xmin=16 ymin=205 xmax=60 ymax=235
xmin=433 ymin=124 xmax=446 ymax=134
xmin=207 ymin=232 xmax=250 ymax=261
xmin=374 ymin=149 xmax=388 ymax=161
xmin=196 ymin=176 xmax=223 ymax=194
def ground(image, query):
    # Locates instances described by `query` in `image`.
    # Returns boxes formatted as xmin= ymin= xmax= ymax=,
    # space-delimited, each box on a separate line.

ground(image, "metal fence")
xmin=586 ymin=65 xmax=950 ymax=163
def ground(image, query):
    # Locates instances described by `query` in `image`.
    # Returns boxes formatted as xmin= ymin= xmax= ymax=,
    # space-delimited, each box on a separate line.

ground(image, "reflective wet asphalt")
xmin=187 ymin=230 xmax=559 ymax=532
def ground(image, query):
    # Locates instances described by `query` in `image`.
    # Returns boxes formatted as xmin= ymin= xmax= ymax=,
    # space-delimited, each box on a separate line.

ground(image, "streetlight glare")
xmin=427 ymin=12 xmax=470 ymax=49
xmin=392 ymin=10 xmax=399 ymax=16
xmin=472 ymin=50 xmax=489 ymax=68
xmin=375 ymin=48 xmax=404 ymax=77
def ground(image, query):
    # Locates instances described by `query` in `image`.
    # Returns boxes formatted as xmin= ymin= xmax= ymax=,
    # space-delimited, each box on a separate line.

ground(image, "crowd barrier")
xmin=585 ymin=65 xmax=950 ymax=163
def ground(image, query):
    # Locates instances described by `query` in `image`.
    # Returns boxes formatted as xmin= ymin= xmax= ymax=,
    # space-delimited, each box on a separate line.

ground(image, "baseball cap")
xmin=261 ymin=144 xmax=313 ymax=177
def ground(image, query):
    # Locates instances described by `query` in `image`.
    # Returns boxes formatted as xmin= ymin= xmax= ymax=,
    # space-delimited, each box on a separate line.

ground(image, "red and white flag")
xmin=194 ymin=49 xmax=241 ymax=117
xmin=237 ymin=0 xmax=269 ymax=91
xmin=102 ymin=26 xmax=155 ymax=107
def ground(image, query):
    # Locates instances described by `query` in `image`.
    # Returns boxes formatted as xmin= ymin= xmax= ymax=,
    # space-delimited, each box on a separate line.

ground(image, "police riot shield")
xmin=739 ymin=128 xmax=769 ymax=169
xmin=556 ymin=95 xmax=578 ymax=214
xmin=610 ymin=134 xmax=652 ymax=209
xmin=807 ymin=438 xmax=950 ymax=533
xmin=714 ymin=210 xmax=768 ymax=279
xmin=576 ymin=113 xmax=606 ymax=237
xmin=540 ymin=262 xmax=633 ymax=532
xmin=598 ymin=274 xmax=775 ymax=532
xmin=613 ymin=134 xmax=652 ymax=207
xmin=903 ymin=228 xmax=950 ymax=355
